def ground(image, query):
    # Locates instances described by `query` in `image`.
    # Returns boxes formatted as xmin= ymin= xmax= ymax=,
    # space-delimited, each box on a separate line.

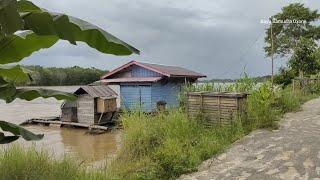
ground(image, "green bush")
xmin=273 ymin=84 xmax=319 ymax=114
xmin=274 ymin=68 xmax=296 ymax=86
xmin=306 ymin=82 xmax=320 ymax=94
xmin=246 ymin=83 xmax=280 ymax=129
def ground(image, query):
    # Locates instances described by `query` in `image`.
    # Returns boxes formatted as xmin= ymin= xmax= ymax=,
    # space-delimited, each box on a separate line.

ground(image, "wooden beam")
xmin=24 ymin=119 xmax=109 ymax=131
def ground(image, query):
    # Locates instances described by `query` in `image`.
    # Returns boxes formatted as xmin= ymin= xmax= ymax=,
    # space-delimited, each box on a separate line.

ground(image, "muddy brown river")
xmin=0 ymin=86 xmax=121 ymax=167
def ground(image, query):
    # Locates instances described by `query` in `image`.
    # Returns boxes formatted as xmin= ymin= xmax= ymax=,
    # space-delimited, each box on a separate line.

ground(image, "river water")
xmin=0 ymin=86 xmax=121 ymax=167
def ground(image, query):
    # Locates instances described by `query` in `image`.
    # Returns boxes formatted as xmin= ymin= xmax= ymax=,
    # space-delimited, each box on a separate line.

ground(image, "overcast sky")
xmin=22 ymin=0 xmax=320 ymax=79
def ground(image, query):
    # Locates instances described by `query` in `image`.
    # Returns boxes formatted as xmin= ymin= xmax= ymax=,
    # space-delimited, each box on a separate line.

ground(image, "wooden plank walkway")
xmin=22 ymin=117 xmax=109 ymax=131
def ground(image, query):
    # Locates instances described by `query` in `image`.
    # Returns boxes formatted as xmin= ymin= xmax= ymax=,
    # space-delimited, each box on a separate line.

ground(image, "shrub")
xmin=306 ymin=82 xmax=320 ymax=94
xmin=246 ymin=83 xmax=280 ymax=129
xmin=274 ymin=67 xmax=296 ymax=86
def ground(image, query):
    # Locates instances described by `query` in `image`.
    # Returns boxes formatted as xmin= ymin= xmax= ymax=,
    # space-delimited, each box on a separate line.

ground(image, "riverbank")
xmin=1 ymin=82 xmax=318 ymax=179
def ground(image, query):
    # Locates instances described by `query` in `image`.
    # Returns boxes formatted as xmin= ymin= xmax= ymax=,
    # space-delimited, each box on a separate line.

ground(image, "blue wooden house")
xmin=100 ymin=61 xmax=206 ymax=112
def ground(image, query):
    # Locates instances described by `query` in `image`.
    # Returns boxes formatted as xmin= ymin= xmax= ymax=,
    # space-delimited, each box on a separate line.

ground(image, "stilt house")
xmin=99 ymin=61 xmax=206 ymax=112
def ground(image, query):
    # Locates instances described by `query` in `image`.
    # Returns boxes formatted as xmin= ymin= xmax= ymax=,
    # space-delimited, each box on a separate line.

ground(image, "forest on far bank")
xmin=19 ymin=65 xmax=107 ymax=86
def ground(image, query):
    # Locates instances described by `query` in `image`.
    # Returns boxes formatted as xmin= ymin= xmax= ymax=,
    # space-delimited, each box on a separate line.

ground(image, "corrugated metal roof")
xmin=139 ymin=61 xmax=206 ymax=78
xmin=100 ymin=77 xmax=162 ymax=83
xmin=74 ymin=86 xmax=117 ymax=97
xmin=101 ymin=61 xmax=206 ymax=79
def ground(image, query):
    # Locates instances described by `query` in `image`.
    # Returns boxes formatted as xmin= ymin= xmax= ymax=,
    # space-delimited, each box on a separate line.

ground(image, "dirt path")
xmin=181 ymin=98 xmax=320 ymax=180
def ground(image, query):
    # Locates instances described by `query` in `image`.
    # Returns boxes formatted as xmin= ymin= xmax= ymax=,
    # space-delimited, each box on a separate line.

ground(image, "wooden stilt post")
xmin=98 ymin=113 xmax=104 ymax=125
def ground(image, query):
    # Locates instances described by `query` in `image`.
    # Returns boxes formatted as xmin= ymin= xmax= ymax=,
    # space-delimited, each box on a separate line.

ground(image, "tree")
xmin=56 ymin=69 xmax=67 ymax=86
xmin=289 ymin=37 xmax=319 ymax=76
xmin=314 ymin=48 xmax=320 ymax=65
xmin=274 ymin=67 xmax=296 ymax=86
xmin=264 ymin=3 xmax=320 ymax=57
xmin=0 ymin=0 xmax=139 ymax=143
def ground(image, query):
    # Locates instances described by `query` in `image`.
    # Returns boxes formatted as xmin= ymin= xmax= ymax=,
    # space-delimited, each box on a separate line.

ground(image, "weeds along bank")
xmin=105 ymin=110 xmax=245 ymax=179
xmin=0 ymin=78 xmax=319 ymax=180
xmin=0 ymin=146 xmax=110 ymax=180
xmin=106 ymin=80 xmax=318 ymax=179
xmin=0 ymin=113 xmax=246 ymax=180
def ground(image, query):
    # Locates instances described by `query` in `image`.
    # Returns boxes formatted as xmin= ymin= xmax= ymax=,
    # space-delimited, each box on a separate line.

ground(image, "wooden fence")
xmin=186 ymin=92 xmax=248 ymax=126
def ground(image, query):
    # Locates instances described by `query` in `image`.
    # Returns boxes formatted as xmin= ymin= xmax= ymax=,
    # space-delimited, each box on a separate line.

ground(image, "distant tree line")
xmin=19 ymin=66 xmax=107 ymax=86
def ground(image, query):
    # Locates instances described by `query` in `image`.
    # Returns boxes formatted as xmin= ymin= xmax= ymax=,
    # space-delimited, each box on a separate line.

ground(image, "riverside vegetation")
xmin=17 ymin=66 xmax=106 ymax=86
xmin=1 ymin=75 xmax=319 ymax=180
xmin=1 ymin=2 xmax=318 ymax=179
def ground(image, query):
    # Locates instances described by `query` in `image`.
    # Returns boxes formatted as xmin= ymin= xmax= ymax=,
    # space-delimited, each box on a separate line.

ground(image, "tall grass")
xmin=0 ymin=145 xmax=110 ymax=180
xmin=106 ymin=110 xmax=246 ymax=179
xmin=245 ymin=83 xmax=280 ymax=129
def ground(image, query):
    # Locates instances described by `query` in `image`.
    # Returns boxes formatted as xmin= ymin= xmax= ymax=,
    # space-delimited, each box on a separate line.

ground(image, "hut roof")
xmin=74 ymin=86 xmax=117 ymax=98
xmin=101 ymin=60 xmax=206 ymax=79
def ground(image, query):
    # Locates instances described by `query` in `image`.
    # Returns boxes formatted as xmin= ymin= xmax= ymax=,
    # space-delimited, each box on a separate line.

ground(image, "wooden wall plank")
xmin=187 ymin=92 xmax=247 ymax=126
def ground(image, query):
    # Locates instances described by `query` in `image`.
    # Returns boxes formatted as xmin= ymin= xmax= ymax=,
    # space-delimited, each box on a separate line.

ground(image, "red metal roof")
xmin=101 ymin=61 xmax=206 ymax=79
xmin=99 ymin=77 xmax=162 ymax=83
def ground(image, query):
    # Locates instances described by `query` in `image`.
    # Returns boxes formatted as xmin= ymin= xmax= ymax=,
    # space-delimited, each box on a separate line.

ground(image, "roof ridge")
xmin=101 ymin=60 xmax=206 ymax=79
xmin=76 ymin=85 xmax=117 ymax=97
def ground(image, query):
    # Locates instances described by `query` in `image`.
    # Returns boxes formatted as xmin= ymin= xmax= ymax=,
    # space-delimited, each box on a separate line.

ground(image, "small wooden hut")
xmin=187 ymin=92 xmax=248 ymax=126
xmin=61 ymin=86 xmax=117 ymax=125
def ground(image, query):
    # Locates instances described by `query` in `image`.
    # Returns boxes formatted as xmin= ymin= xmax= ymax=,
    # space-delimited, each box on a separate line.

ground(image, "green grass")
xmin=106 ymin=110 xmax=246 ymax=179
xmin=0 ymin=145 xmax=108 ymax=180
xmin=274 ymin=87 xmax=309 ymax=113
xmin=0 ymin=80 xmax=319 ymax=180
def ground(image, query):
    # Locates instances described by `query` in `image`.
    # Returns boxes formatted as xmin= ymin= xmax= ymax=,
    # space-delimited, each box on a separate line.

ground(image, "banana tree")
xmin=0 ymin=0 xmax=139 ymax=143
